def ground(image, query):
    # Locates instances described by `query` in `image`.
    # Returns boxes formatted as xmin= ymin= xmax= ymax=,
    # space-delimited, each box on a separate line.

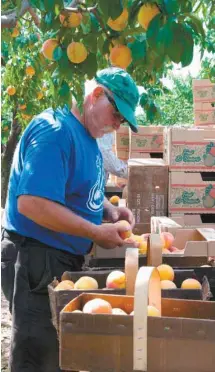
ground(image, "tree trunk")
xmin=1 ymin=114 xmax=22 ymax=207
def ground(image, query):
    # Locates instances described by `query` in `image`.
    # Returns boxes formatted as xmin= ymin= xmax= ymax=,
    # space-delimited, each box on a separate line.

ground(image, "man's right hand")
xmin=92 ymin=223 xmax=131 ymax=249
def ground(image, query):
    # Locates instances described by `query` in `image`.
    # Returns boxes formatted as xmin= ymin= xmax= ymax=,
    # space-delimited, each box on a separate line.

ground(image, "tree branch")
xmin=1 ymin=0 xmax=40 ymax=28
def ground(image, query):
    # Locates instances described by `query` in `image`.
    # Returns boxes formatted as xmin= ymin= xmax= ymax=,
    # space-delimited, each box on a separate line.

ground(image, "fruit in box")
xmin=106 ymin=270 xmax=126 ymax=289
xmin=74 ymin=276 xmax=98 ymax=290
xmin=160 ymin=232 xmax=175 ymax=250
xmin=83 ymin=298 xmax=112 ymax=314
xmin=161 ymin=280 xmax=177 ymax=289
xmin=157 ymin=264 xmax=175 ymax=281
xmin=54 ymin=280 xmax=75 ymax=291
xmin=109 ymin=195 xmax=120 ymax=205
xmin=112 ymin=308 xmax=127 ymax=315
xmin=147 ymin=305 xmax=161 ymax=317
xmin=181 ymin=278 xmax=202 ymax=289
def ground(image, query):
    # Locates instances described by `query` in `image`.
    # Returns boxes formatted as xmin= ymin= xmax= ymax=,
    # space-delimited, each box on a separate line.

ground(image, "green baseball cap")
xmin=95 ymin=67 xmax=139 ymax=133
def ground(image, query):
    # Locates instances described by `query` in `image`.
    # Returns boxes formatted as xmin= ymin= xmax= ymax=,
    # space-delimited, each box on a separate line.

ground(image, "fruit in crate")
xmin=161 ymin=280 xmax=177 ymax=289
xmin=147 ymin=305 xmax=161 ymax=317
xmin=74 ymin=276 xmax=99 ymax=290
xmin=157 ymin=264 xmax=175 ymax=281
xmin=54 ymin=280 xmax=75 ymax=291
xmin=130 ymin=305 xmax=161 ymax=317
xmin=160 ymin=232 xmax=175 ymax=250
xmin=141 ymin=233 xmax=150 ymax=241
xmin=112 ymin=308 xmax=127 ymax=315
xmin=72 ymin=310 xmax=82 ymax=313
xmin=168 ymin=246 xmax=180 ymax=253
xmin=116 ymin=220 xmax=132 ymax=239
xmin=106 ymin=270 xmax=126 ymax=289
xmin=109 ymin=195 xmax=120 ymax=205
xmin=181 ymin=278 xmax=202 ymax=289
xmin=138 ymin=240 xmax=147 ymax=254
xmin=83 ymin=298 xmax=112 ymax=314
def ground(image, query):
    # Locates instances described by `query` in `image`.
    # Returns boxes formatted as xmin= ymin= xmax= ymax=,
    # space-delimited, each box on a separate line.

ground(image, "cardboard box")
xmin=194 ymin=102 xmax=215 ymax=126
xmin=169 ymin=214 xmax=215 ymax=229
xmin=60 ymin=266 xmax=215 ymax=372
xmin=151 ymin=216 xmax=182 ymax=234
xmin=164 ymin=126 xmax=215 ymax=171
xmin=169 ymin=171 xmax=215 ymax=213
xmin=128 ymin=159 xmax=168 ymax=223
xmin=129 ymin=151 xmax=163 ymax=159
xmin=193 ymin=79 xmax=215 ymax=103
xmin=129 ymin=126 xmax=164 ymax=156
xmin=116 ymin=125 xmax=129 ymax=154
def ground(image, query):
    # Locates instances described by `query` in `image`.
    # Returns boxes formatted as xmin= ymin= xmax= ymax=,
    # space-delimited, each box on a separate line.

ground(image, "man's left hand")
xmin=105 ymin=206 xmax=135 ymax=228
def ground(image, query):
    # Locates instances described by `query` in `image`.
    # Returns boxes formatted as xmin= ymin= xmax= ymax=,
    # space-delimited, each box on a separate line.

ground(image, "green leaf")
xmin=90 ymin=13 xmax=101 ymax=31
xmin=81 ymin=12 xmax=91 ymax=34
xmin=180 ymin=24 xmax=194 ymax=67
xmin=163 ymin=0 xmax=180 ymax=14
xmin=77 ymin=53 xmax=98 ymax=79
xmin=98 ymin=0 xmax=110 ymax=22
xmin=109 ymin=0 xmax=123 ymax=20
xmin=128 ymin=39 xmax=146 ymax=60
xmin=102 ymin=39 xmax=111 ymax=54
xmin=165 ymin=21 xmax=185 ymax=63
xmin=186 ymin=15 xmax=205 ymax=41
xmin=84 ymin=34 xmax=98 ymax=54
xmin=59 ymin=81 xmax=70 ymax=97
xmin=146 ymin=13 xmax=164 ymax=49
xmin=53 ymin=46 xmax=63 ymax=61
xmin=140 ymin=92 xmax=149 ymax=107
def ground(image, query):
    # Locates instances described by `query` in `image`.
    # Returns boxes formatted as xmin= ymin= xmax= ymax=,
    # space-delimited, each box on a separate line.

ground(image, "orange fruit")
xmin=42 ymin=39 xmax=59 ymax=61
xmin=161 ymin=280 xmax=177 ymax=289
xmin=37 ymin=92 xmax=43 ymax=100
xmin=7 ymin=86 xmax=16 ymax=96
xmin=147 ymin=305 xmax=161 ymax=317
xmin=181 ymin=278 xmax=202 ymax=290
xmin=67 ymin=42 xmax=88 ymax=64
xmin=157 ymin=264 xmax=174 ymax=281
xmin=107 ymin=8 xmax=128 ymax=31
xmin=11 ymin=28 xmax=19 ymax=37
xmin=138 ymin=3 xmax=160 ymax=30
xmin=109 ymin=195 xmax=120 ymax=205
xmin=83 ymin=298 xmax=112 ymax=314
xmin=60 ymin=12 xmax=82 ymax=27
xmin=110 ymin=44 xmax=132 ymax=69
xmin=26 ymin=66 xmax=35 ymax=76
xmin=54 ymin=280 xmax=75 ymax=291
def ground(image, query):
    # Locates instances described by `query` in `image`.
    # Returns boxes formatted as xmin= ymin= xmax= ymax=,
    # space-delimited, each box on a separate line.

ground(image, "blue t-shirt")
xmin=3 ymin=108 xmax=105 ymax=255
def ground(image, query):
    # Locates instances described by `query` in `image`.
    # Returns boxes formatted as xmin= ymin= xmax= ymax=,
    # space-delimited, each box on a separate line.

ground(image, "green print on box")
xmin=120 ymin=138 xmax=129 ymax=146
xmin=173 ymin=142 xmax=215 ymax=167
xmin=136 ymin=138 xmax=147 ymax=148
xmin=173 ymin=184 xmax=215 ymax=209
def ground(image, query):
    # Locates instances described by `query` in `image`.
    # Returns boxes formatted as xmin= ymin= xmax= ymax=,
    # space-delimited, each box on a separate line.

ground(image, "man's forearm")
xmin=18 ymin=195 xmax=98 ymax=240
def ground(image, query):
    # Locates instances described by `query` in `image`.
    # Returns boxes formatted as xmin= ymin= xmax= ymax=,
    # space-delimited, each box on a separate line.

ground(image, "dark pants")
xmin=1 ymin=229 xmax=84 ymax=372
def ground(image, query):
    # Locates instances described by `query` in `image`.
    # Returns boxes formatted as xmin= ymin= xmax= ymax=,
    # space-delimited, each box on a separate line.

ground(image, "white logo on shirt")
xmin=87 ymin=154 xmax=104 ymax=212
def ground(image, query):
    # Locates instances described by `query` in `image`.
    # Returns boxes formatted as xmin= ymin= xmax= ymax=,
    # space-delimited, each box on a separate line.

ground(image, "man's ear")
xmin=91 ymin=86 xmax=104 ymax=103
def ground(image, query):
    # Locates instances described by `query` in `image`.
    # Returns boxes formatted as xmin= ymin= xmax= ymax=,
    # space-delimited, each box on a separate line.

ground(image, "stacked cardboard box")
xmin=129 ymin=126 xmax=164 ymax=158
xmin=127 ymin=158 xmax=168 ymax=234
xmin=193 ymin=79 xmax=215 ymax=126
xmin=164 ymin=126 xmax=215 ymax=221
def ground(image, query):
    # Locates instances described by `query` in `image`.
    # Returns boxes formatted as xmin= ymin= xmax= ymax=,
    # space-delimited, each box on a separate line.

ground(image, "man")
xmin=1 ymin=67 xmax=139 ymax=372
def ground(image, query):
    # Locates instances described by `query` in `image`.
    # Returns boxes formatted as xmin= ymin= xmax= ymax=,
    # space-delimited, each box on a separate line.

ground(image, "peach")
xmin=168 ymin=246 xmax=180 ymax=252
xmin=67 ymin=41 xmax=87 ymax=64
xmin=42 ymin=38 xmax=59 ymax=60
xmin=181 ymin=278 xmax=202 ymax=290
xmin=160 ymin=232 xmax=175 ymax=250
xmin=83 ymin=298 xmax=112 ymax=314
xmin=139 ymin=240 xmax=147 ymax=254
xmin=161 ymin=280 xmax=177 ymax=289
xmin=107 ymin=8 xmax=128 ymax=31
xmin=74 ymin=276 xmax=98 ymax=290
xmin=157 ymin=264 xmax=175 ymax=281
xmin=60 ymin=12 xmax=82 ymax=28
xmin=110 ymin=45 xmax=132 ymax=69
xmin=112 ymin=308 xmax=127 ymax=315
xmin=162 ymin=248 xmax=170 ymax=254
xmin=72 ymin=310 xmax=82 ymax=313
xmin=115 ymin=220 xmax=132 ymax=240
xmin=124 ymin=237 xmax=139 ymax=247
xmin=106 ymin=270 xmax=126 ymax=289
xmin=7 ymin=86 xmax=16 ymax=96
xmin=138 ymin=3 xmax=160 ymax=30
xmin=109 ymin=195 xmax=120 ymax=205
xmin=147 ymin=305 xmax=161 ymax=317
xmin=141 ymin=233 xmax=150 ymax=241
xmin=54 ymin=280 xmax=74 ymax=291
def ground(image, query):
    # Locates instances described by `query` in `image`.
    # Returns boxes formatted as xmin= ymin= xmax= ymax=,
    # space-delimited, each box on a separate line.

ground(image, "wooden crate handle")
xmin=125 ymin=248 xmax=139 ymax=295
xmin=133 ymin=266 xmax=161 ymax=371
xmin=147 ymin=234 xmax=163 ymax=267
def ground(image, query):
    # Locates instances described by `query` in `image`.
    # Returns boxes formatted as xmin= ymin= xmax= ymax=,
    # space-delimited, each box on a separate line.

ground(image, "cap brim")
xmin=113 ymin=93 xmax=138 ymax=133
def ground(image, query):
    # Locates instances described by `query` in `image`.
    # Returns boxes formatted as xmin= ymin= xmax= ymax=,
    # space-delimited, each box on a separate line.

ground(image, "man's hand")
xmin=92 ymin=223 xmax=132 ymax=249
xmin=103 ymin=197 xmax=135 ymax=228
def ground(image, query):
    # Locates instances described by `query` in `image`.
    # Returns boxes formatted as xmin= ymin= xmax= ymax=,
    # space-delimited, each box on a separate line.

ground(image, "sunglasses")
xmin=104 ymin=91 xmax=126 ymax=124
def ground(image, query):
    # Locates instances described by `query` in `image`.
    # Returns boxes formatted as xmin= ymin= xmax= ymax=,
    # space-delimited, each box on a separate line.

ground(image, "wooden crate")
xmin=60 ymin=266 xmax=215 ymax=372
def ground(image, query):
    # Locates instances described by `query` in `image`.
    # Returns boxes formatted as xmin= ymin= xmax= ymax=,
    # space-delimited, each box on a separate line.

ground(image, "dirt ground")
xmin=1 ymin=291 xmax=11 ymax=372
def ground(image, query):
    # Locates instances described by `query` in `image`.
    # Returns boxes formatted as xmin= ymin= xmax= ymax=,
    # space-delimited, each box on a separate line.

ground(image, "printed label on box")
xmin=171 ymin=142 xmax=215 ymax=169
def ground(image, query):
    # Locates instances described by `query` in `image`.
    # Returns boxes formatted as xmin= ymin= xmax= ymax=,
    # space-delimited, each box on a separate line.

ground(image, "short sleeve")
xmin=16 ymin=142 xmax=69 ymax=205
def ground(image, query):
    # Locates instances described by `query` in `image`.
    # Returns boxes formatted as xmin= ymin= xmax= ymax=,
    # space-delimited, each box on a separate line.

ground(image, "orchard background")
xmin=1 ymin=0 xmax=215 ymax=206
